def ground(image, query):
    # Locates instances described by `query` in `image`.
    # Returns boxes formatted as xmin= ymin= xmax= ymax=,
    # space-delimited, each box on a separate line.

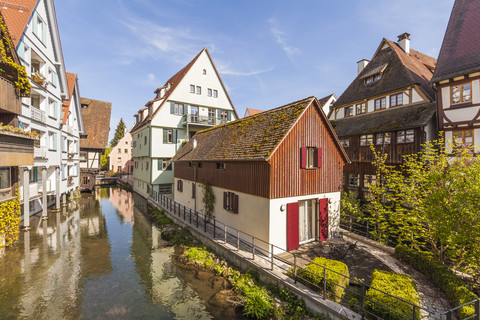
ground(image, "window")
xmin=192 ymin=183 xmax=196 ymax=199
xmin=0 ymin=167 xmax=10 ymax=191
xmin=451 ymin=82 xmax=471 ymax=105
xmin=196 ymin=86 xmax=201 ymax=95
xmin=49 ymin=69 xmax=57 ymax=87
xmin=135 ymin=161 xmax=138 ymax=169
xmin=146 ymin=161 xmax=149 ymax=170
xmin=213 ymin=90 xmax=218 ymax=98
xmin=29 ymin=167 xmax=38 ymax=182
xmin=340 ymin=139 xmax=349 ymax=147
xmin=374 ymin=74 xmax=381 ymax=81
xmin=360 ymin=134 xmax=374 ymax=146
xmin=117 ymin=157 xmax=121 ymax=163
xmin=158 ymin=184 xmax=172 ymax=194
xmin=453 ymin=130 xmax=473 ymax=148
xmin=374 ymin=97 xmax=386 ymax=111
xmin=356 ymin=103 xmax=366 ymax=115
xmin=158 ymin=158 xmax=172 ymax=171
xmin=307 ymin=147 xmax=315 ymax=168
xmin=216 ymin=162 xmax=226 ymax=169
xmin=177 ymin=180 xmax=183 ymax=192
xmin=49 ymin=100 xmax=58 ymax=119
xmin=144 ymin=136 xmax=147 ymax=145
xmin=220 ymin=110 xmax=228 ymax=121
xmin=349 ymin=174 xmax=359 ymax=187
xmin=223 ymin=192 xmax=239 ymax=213
xmin=81 ymin=104 xmax=88 ymax=109
xmin=397 ymin=130 xmax=415 ymax=143
xmin=172 ymin=103 xmax=184 ymax=115
xmin=363 ymin=174 xmax=376 ymax=188
xmin=365 ymin=77 xmax=373 ymax=84
xmin=208 ymin=88 xmax=212 ymax=97
xmin=80 ymin=152 xmax=87 ymax=162
xmin=118 ymin=148 xmax=121 ymax=154
xmin=203 ymin=69 xmax=206 ymax=75
xmin=62 ymin=164 xmax=67 ymax=180
xmin=163 ymin=129 xmax=177 ymax=144
xmin=49 ymin=132 xmax=57 ymax=150
xmin=62 ymin=136 xmax=67 ymax=152
xmin=34 ymin=13 xmax=46 ymax=44
xmin=301 ymin=147 xmax=321 ymax=169
xmin=376 ymin=133 xmax=391 ymax=145
xmin=344 ymin=106 xmax=353 ymax=117
xmin=364 ymin=74 xmax=381 ymax=84
xmin=390 ymin=93 xmax=403 ymax=107
xmin=125 ymin=149 xmax=128 ymax=153
xmin=208 ymin=108 xmax=215 ymax=124
xmin=190 ymin=85 xmax=195 ymax=93
xmin=198 ymin=162 xmax=203 ymax=168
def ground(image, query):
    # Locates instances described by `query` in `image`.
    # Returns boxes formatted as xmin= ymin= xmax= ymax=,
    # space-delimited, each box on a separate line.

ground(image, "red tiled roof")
xmin=62 ymin=72 xmax=76 ymax=124
xmin=244 ymin=108 xmax=263 ymax=117
xmin=80 ymin=97 xmax=112 ymax=150
xmin=1 ymin=0 xmax=37 ymax=46
xmin=432 ymin=0 xmax=480 ymax=82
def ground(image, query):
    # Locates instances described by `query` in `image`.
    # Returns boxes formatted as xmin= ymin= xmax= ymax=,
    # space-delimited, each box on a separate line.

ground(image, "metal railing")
xmin=149 ymin=192 xmax=437 ymax=320
xmin=34 ymin=146 xmax=47 ymax=158
xmin=183 ymin=114 xmax=227 ymax=126
xmin=31 ymin=107 xmax=46 ymax=123
xmin=340 ymin=213 xmax=399 ymax=247
xmin=443 ymin=299 xmax=480 ymax=320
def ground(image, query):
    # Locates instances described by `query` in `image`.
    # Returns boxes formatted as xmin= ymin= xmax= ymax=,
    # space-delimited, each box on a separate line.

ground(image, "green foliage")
xmin=395 ymin=245 xmax=477 ymax=319
xmin=101 ymin=148 xmax=111 ymax=170
xmin=365 ymin=270 xmax=420 ymax=320
xmin=152 ymin=209 xmax=173 ymax=226
xmin=368 ymin=137 xmax=480 ymax=282
xmin=298 ymin=256 xmax=349 ymax=302
xmin=0 ymin=189 xmax=21 ymax=249
xmin=109 ymin=118 xmax=126 ymax=148
xmin=267 ymin=283 xmax=314 ymax=319
xmin=200 ymin=183 xmax=215 ymax=219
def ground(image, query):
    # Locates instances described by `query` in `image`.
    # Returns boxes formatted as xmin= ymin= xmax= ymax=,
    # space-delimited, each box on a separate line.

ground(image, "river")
xmin=0 ymin=187 xmax=243 ymax=319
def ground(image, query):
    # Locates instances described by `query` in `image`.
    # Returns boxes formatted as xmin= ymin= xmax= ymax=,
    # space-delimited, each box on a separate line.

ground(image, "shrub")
xmin=365 ymin=270 xmax=420 ymax=320
xmin=395 ymin=245 xmax=477 ymax=319
xmin=298 ymin=257 xmax=349 ymax=302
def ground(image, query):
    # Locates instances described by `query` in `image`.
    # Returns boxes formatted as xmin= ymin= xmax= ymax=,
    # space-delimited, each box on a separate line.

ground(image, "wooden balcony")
xmin=0 ymin=130 xmax=36 ymax=166
xmin=0 ymin=77 xmax=21 ymax=115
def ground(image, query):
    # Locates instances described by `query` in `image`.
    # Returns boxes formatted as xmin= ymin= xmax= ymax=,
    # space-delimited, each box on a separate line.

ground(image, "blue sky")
xmin=55 ymin=0 xmax=454 ymax=139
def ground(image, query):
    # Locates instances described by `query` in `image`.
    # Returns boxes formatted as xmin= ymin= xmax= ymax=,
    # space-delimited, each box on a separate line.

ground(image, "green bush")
xmin=298 ymin=257 xmax=349 ymax=302
xmin=365 ymin=270 xmax=420 ymax=320
xmin=395 ymin=245 xmax=477 ymax=319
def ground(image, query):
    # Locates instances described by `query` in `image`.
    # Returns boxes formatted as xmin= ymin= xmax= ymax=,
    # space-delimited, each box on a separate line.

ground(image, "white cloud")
xmin=218 ymin=65 xmax=274 ymax=76
xmin=268 ymin=18 xmax=300 ymax=62
xmin=147 ymin=73 xmax=155 ymax=81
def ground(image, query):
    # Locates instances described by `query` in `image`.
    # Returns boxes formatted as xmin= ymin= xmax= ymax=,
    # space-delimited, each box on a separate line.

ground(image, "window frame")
xmin=190 ymin=85 xmax=195 ymax=93
xmin=207 ymin=88 xmax=212 ymax=97
xmin=356 ymin=102 xmax=366 ymax=115
xmin=360 ymin=134 xmax=374 ymax=146
xmin=397 ymin=129 xmax=415 ymax=144
xmin=453 ymin=129 xmax=474 ymax=148
xmin=376 ymin=132 xmax=391 ymax=145
xmin=374 ymin=97 xmax=386 ymax=111
xmin=196 ymin=86 xmax=201 ymax=95
xmin=348 ymin=173 xmax=360 ymax=187
xmin=451 ymin=82 xmax=472 ymax=105
xmin=390 ymin=93 xmax=403 ymax=107
xmin=344 ymin=106 xmax=353 ymax=118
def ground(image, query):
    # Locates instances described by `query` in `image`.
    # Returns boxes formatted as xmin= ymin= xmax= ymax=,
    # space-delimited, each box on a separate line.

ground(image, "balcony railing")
xmin=183 ymin=114 xmax=228 ymax=127
xmin=31 ymin=107 xmax=46 ymax=123
xmin=0 ymin=187 xmax=13 ymax=203
xmin=38 ymin=180 xmax=52 ymax=194
xmin=34 ymin=146 xmax=47 ymax=158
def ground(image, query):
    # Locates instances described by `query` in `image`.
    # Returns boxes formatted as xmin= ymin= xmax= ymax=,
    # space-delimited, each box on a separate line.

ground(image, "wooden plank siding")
xmin=0 ymin=77 xmax=21 ymax=115
xmin=269 ymin=103 xmax=345 ymax=199
xmin=174 ymin=161 xmax=270 ymax=198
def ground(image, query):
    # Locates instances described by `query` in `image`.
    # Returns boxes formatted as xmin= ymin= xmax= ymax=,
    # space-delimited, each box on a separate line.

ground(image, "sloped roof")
xmin=244 ymin=108 xmax=263 ymax=117
xmin=0 ymin=0 xmax=37 ymax=46
xmin=80 ymin=97 xmax=112 ymax=150
xmin=431 ymin=0 xmax=480 ymax=82
xmin=331 ymin=102 xmax=436 ymax=137
xmin=0 ymin=10 xmax=21 ymax=65
xmin=173 ymin=96 xmax=348 ymax=163
xmin=62 ymin=72 xmax=76 ymax=124
xmin=131 ymin=47 xmax=238 ymax=132
xmin=334 ymin=39 xmax=436 ymax=108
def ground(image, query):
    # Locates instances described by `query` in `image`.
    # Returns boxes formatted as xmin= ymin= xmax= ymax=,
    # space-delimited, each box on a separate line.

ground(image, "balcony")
xmin=0 ymin=187 xmax=14 ymax=203
xmin=34 ymin=146 xmax=47 ymax=159
xmin=0 ymin=76 xmax=21 ymax=115
xmin=0 ymin=129 xmax=35 ymax=166
xmin=182 ymin=114 xmax=227 ymax=127
xmin=31 ymin=107 xmax=46 ymax=123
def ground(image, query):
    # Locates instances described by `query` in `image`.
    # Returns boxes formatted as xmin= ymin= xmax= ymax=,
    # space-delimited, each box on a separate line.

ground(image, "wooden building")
xmin=172 ymin=96 xmax=349 ymax=252
xmin=432 ymin=0 xmax=480 ymax=153
xmin=329 ymin=33 xmax=437 ymax=197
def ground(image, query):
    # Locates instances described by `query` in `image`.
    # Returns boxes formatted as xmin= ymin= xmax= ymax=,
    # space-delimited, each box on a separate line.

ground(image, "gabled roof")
xmin=131 ymin=47 xmax=238 ymax=132
xmin=331 ymin=102 xmax=436 ymax=137
xmin=0 ymin=0 xmax=37 ymax=46
xmin=172 ymin=96 xmax=349 ymax=163
xmin=334 ymin=38 xmax=436 ymax=108
xmin=244 ymin=108 xmax=263 ymax=117
xmin=80 ymin=97 xmax=112 ymax=150
xmin=431 ymin=0 xmax=480 ymax=82
xmin=62 ymin=72 xmax=76 ymax=124
xmin=318 ymin=94 xmax=336 ymax=108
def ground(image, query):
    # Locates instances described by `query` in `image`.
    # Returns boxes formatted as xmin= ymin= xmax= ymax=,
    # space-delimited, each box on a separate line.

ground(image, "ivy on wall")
xmin=0 ymin=189 xmax=21 ymax=249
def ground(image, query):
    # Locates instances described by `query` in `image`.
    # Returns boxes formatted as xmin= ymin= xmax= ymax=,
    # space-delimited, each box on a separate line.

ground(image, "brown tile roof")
xmin=80 ymin=97 xmax=112 ymax=150
xmin=431 ymin=0 xmax=480 ymax=82
xmin=331 ymin=102 xmax=436 ymax=137
xmin=131 ymin=47 xmax=238 ymax=132
xmin=0 ymin=0 xmax=37 ymax=46
xmin=0 ymin=10 xmax=21 ymax=65
xmin=244 ymin=108 xmax=263 ymax=117
xmin=62 ymin=72 xmax=76 ymax=125
xmin=334 ymin=38 xmax=436 ymax=108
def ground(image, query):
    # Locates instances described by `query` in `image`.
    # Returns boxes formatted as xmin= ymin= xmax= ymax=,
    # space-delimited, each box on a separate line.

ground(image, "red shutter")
xmin=223 ymin=192 xmax=227 ymax=209
xmin=286 ymin=202 xmax=299 ymax=251
xmin=319 ymin=198 xmax=329 ymax=241
xmin=300 ymin=147 xmax=307 ymax=168
xmin=317 ymin=147 xmax=322 ymax=168
xmin=234 ymin=194 xmax=239 ymax=214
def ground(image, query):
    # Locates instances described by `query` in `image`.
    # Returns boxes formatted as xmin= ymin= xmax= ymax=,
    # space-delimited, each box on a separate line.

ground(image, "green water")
xmin=0 ymin=187 xmax=242 ymax=319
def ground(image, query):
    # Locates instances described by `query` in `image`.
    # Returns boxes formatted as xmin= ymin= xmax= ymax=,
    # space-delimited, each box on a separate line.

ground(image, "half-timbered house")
xmin=329 ymin=33 xmax=438 ymax=197
xmin=432 ymin=0 xmax=480 ymax=153
xmin=172 ymin=96 xmax=349 ymax=252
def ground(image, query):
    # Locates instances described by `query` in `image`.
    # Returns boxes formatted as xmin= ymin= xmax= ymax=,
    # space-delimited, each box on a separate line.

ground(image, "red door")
xmin=286 ymin=202 xmax=299 ymax=251
xmin=319 ymin=198 xmax=329 ymax=241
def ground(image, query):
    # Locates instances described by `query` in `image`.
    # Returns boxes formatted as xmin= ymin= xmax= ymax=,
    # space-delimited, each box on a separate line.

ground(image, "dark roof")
xmin=431 ymin=0 xmax=480 ymax=82
xmin=318 ymin=94 xmax=335 ymax=108
xmin=331 ymin=102 xmax=436 ymax=137
xmin=334 ymin=39 xmax=436 ymax=108
xmin=80 ymin=97 xmax=112 ymax=150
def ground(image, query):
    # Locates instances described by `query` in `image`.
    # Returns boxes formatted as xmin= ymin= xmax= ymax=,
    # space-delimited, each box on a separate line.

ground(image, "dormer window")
xmin=364 ymin=74 xmax=382 ymax=84
xmin=344 ymin=106 xmax=353 ymax=117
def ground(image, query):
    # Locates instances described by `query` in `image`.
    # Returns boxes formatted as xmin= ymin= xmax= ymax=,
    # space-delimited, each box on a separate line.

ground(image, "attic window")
xmin=203 ymin=69 xmax=206 ymax=75
xmin=364 ymin=74 xmax=381 ymax=84
xmin=81 ymin=104 xmax=88 ymax=109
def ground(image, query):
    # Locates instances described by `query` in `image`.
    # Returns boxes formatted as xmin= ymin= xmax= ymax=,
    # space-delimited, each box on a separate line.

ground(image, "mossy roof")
xmin=172 ymin=97 xmax=315 ymax=161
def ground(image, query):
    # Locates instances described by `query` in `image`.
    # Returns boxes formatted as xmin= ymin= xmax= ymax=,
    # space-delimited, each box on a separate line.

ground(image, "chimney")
xmin=398 ymin=32 xmax=411 ymax=55
xmin=357 ymin=59 xmax=369 ymax=74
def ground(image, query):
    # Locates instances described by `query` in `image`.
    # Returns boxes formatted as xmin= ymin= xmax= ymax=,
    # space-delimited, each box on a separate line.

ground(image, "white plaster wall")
xmin=150 ymin=126 xmax=186 ymax=159
xmin=412 ymin=88 xmax=423 ymax=103
xmin=367 ymin=100 xmax=374 ymax=113
xmin=445 ymin=131 xmax=454 ymax=153
xmin=150 ymin=99 xmax=184 ymax=128
xmin=132 ymin=126 xmax=150 ymax=158
xmin=335 ymin=109 xmax=344 ymax=120
xmin=444 ymin=106 xmax=480 ymax=122
xmin=475 ymin=129 xmax=480 ymax=153
xmin=472 ymin=80 xmax=480 ymax=104
xmin=441 ymin=87 xmax=451 ymax=109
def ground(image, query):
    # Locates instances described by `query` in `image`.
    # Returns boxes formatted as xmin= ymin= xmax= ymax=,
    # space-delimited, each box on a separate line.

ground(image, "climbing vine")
xmin=0 ymin=13 xmax=31 ymax=96
xmin=201 ymin=183 xmax=215 ymax=220
xmin=0 ymin=189 xmax=21 ymax=250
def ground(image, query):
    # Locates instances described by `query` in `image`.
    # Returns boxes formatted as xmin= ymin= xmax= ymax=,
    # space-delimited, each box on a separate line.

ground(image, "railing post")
xmin=196 ymin=211 xmax=198 ymax=228
xmin=293 ymin=254 xmax=297 ymax=284
xmin=252 ymin=237 xmax=255 ymax=260
xmin=236 ymin=230 xmax=240 ymax=250
xmin=204 ymin=217 xmax=207 ymax=233
xmin=183 ymin=206 xmax=186 ymax=220
xmin=323 ymin=267 xmax=327 ymax=300
xmin=270 ymin=244 xmax=274 ymax=270
xmin=361 ymin=283 xmax=366 ymax=320
xmin=412 ymin=305 xmax=416 ymax=320
xmin=446 ymin=311 xmax=452 ymax=320
xmin=366 ymin=220 xmax=369 ymax=237
xmin=213 ymin=219 xmax=216 ymax=238
xmin=475 ymin=298 xmax=480 ymax=320
xmin=189 ymin=208 xmax=192 ymax=224
xmin=224 ymin=225 xmax=227 ymax=243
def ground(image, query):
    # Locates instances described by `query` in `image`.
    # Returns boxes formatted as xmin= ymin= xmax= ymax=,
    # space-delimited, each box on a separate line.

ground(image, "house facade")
xmin=329 ymin=34 xmax=437 ymax=197
xmin=432 ymin=0 xmax=480 ymax=153
xmin=108 ymin=132 xmax=132 ymax=173
xmin=131 ymin=48 xmax=238 ymax=199
xmin=2 ymin=0 xmax=79 ymax=216
xmin=172 ymin=97 xmax=348 ymax=253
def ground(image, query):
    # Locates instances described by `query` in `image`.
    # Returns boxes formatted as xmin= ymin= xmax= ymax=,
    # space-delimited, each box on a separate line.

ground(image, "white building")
xmin=131 ymin=48 xmax=238 ymax=198
xmin=2 ymin=0 xmax=82 ymax=218
xmin=108 ymin=132 xmax=132 ymax=173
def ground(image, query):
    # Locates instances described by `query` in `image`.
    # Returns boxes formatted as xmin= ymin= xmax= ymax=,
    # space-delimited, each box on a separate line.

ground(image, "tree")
xmin=110 ymin=118 xmax=126 ymax=148
xmin=101 ymin=147 xmax=111 ymax=171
